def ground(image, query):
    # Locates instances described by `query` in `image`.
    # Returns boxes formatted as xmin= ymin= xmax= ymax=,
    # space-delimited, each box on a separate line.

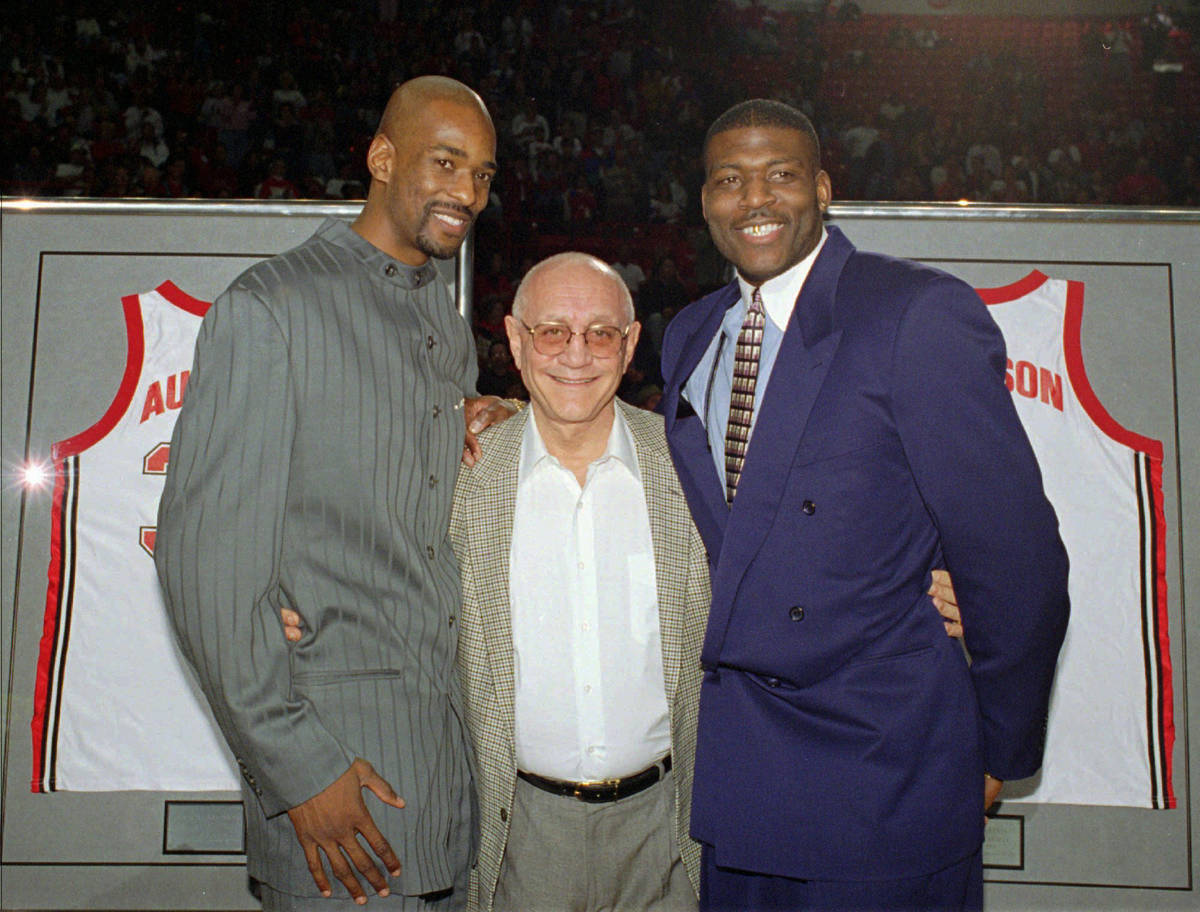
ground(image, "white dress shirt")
xmin=683 ymin=229 xmax=827 ymax=482
xmin=509 ymin=408 xmax=670 ymax=781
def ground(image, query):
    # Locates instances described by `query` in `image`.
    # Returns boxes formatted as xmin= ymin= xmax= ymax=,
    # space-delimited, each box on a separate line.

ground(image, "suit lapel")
xmin=702 ymin=228 xmax=854 ymax=663
xmin=663 ymin=283 xmax=739 ymax=551
xmin=622 ymin=402 xmax=690 ymax=707
xmin=464 ymin=411 xmax=528 ymax=739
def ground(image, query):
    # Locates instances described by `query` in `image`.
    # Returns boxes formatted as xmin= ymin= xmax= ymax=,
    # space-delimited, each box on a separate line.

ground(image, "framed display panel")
xmin=2 ymin=199 xmax=1196 ymax=910
xmin=1 ymin=200 xmax=462 ymax=910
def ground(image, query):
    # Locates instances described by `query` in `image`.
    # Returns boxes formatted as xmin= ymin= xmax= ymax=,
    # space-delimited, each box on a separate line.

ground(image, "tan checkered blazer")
xmin=450 ymin=400 xmax=710 ymax=910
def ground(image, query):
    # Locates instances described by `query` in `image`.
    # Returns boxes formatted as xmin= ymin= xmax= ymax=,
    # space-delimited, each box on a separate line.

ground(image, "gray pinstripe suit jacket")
xmin=156 ymin=219 xmax=477 ymax=901
xmin=449 ymin=400 xmax=711 ymax=910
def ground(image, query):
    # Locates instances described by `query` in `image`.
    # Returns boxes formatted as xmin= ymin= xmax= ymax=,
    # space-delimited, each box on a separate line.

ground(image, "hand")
xmin=984 ymin=772 xmax=1003 ymax=814
xmin=461 ymin=396 xmax=521 ymax=466
xmin=286 ymin=758 xmax=406 ymax=904
xmin=281 ymin=606 xmax=303 ymax=642
xmin=928 ymin=569 xmax=962 ymax=638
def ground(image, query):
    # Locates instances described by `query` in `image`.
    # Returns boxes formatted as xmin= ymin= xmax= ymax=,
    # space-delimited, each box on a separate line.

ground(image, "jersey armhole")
xmin=157 ymin=279 xmax=210 ymax=317
xmin=975 ymin=269 xmax=1049 ymax=304
xmin=51 ymin=293 xmax=144 ymax=460
xmin=1062 ymin=279 xmax=1164 ymax=459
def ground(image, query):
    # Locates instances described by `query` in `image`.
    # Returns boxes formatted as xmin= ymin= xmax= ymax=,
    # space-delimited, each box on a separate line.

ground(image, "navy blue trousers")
xmin=700 ymin=844 xmax=983 ymax=912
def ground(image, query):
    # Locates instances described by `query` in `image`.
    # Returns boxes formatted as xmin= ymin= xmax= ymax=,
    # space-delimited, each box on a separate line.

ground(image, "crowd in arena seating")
xmin=5 ymin=0 xmax=1197 ymax=397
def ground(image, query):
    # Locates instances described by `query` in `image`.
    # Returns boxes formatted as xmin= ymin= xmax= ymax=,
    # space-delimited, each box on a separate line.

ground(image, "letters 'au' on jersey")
xmin=32 ymin=281 xmax=240 ymax=793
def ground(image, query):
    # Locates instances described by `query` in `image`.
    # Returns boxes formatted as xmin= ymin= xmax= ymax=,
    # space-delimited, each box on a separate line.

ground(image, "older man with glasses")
xmin=449 ymin=251 xmax=711 ymax=911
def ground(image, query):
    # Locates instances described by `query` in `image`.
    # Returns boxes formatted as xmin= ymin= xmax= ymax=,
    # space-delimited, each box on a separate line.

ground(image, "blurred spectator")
xmin=476 ymin=339 xmax=521 ymax=398
xmin=163 ymin=157 xmax=190 ymax=198
xmin=639 ymin=255 xmax=690 ymax=324
xmin=564 ymin=173 xmax=598 ymax=230
xmin=89 ymin=119 xmax=126 ymax=167
xmin=511 ymin=96 xmax=550 ymax=157
xmin=1115 ymin=155 xmax=1170 ymax=204
xmin=214 ymin=83 xmax=256 ymax=169
xmin=600 ymin=146 xmax=642 ymax=224
xmin=254 ymin=158 xmax=299 ymax=199
xmin=135 ymin=121 xmax=169 ymax=168
xmin=123 ymin=88 xmax=164 ymax=142
xmin=125 ymin=35 xmax=165 ymax=78
xmin=610 ymin=241 xmax=647 ymax=298
xmin=476 ymin=252 xmax=516 ymax=313
xmin=133 ymin=158 xmax=168 ymax=197
xmin=272 ymin=70 xmax=306 ymax=114
xmin=631 ymin=384 xmax=663 ymax=412
xmin=649 ymin=177 xmax=684 ymax=223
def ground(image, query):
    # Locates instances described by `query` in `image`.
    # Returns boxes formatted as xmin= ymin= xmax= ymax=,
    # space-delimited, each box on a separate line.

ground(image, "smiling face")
xmin=368 ymin=96 xmax=497 ymax=265
xmin=701 ymin=125 xmax=831 ymax=285
xmin=506 ymin=257 xmax=639 ymax=442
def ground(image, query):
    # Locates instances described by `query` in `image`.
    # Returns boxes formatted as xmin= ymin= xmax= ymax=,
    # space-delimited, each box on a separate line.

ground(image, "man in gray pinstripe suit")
xmin=449 ymin=253 xmax=711 ymax=911
xmin=156 ymin=76 xmax=501 ymax=911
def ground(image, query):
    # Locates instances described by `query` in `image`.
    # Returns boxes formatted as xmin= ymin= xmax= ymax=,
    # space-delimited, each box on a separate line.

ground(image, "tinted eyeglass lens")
xmin=530 ymin=324 xmax=624 ymax=357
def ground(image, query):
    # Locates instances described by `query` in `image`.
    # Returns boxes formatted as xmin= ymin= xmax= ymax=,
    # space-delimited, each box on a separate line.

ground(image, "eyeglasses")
xmin=520 ymin=320 xmax=632 ymax=358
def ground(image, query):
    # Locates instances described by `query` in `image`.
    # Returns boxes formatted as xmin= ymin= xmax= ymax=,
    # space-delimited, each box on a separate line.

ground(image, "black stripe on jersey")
xmin=1133 ymin=450 xmax=1160 ymax=808
xmin=1141 ymin=452 xmax=1171 ymax=810
xmin=35 ymin=458 xmax=72 ymax=791
xmin=43 ymin=455 xmax=80 ymax=792
xmin=1133 ymin=451 xmax=1169 ymax=810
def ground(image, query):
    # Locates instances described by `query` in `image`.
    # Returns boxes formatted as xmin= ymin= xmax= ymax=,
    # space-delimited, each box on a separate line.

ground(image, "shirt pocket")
xmin=627 ymin=551 xmax=659 ymax=644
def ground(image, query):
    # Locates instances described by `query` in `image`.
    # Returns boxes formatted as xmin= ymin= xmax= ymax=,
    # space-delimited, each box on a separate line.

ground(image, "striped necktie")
xmin=724 ymin=286 xmax=765 ymax=504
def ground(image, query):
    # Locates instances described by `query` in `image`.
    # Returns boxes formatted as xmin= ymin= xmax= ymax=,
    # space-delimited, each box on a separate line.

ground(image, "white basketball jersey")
xmin=978 ymin=271 xmax=1174 ymax=809
xmin=32 ymin=282 xmax=240 ymax=792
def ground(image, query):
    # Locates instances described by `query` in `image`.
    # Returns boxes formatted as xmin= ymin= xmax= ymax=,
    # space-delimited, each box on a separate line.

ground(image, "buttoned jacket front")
xmin=660 ymin=224 xmax=1070 ymax=881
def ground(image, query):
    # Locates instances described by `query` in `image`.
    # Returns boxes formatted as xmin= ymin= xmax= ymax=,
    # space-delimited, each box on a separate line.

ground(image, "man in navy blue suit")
xmin=660 ymin=99 xmax=1069 ymax=910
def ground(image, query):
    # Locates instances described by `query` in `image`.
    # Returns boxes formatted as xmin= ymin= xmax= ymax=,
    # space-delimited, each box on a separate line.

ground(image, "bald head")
xmin=355 ymin=76 xmax=497 ymax=264
xmin=512 ymin=252 xmax=634 ymax=324
xmin=505 ymin=251 xmax=641 ymax=453
xmin=378 ymin=76 xmax=494 ymax=141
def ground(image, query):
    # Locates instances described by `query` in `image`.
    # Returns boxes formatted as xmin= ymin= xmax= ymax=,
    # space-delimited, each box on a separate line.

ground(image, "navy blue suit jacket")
xmin=661 ymin=225 xmax=1069 ymax=881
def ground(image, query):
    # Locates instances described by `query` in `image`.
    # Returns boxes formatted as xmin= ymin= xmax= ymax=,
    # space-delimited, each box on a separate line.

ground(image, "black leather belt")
xmin=518 ymin=755 xmax=671 ymax=803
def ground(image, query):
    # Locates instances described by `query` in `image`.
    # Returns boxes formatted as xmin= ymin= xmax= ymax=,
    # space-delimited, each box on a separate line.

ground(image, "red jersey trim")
xmin=157 ymin=280 xmax=210 ymax=317
xmin=978 ymin=271 xmax=1163 ymax=458
xmin=975 ymin=269 xmax=1049 ymax=305
xmin=1148 ymin=454 xmax=1175 ymax=808
xmin=1061 ymin=280 xmax=1163 ymax=458
xmin=31 ymin=456 xmax=74 ymax=792
xmin=51 ymin=294 xmax=144 ymax=460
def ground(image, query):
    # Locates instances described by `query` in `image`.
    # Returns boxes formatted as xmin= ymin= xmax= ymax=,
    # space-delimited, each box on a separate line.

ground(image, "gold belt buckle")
xmin=573 ymin=776 xmax=620 ymax=799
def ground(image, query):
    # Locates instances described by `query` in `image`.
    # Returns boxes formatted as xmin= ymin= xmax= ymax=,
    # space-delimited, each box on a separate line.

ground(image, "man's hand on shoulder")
xmin=461 ymin=395 xmax=523 ymax=466
xmin=286 ymin=758 xmax=405 ymax=904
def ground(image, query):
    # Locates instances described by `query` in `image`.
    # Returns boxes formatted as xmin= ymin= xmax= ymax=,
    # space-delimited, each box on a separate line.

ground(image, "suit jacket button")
xmin=802 ymin=499 xmax=816 ymax=515
xmin=385 ymin=264 xmax=397 ymax=277
xmin=766 ymin=677 xmax=781 ymax=688
xmin=500 ymin=807 xmax=508 ymax=822
xmin=789 ymin=605 xmax=805 ymax=621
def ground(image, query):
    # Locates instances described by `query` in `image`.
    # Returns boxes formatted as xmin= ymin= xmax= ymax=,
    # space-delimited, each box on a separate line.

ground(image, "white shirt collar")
xmin=735 ymin=227 xmax=827 ymax=330
xmin=518 ymin=406 xmax=641 ymax=487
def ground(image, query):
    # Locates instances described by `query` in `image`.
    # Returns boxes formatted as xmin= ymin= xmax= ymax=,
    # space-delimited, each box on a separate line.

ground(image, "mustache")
xmin=423 ymin=201 xmax=475 ymax=221
xmin=738 ymin=207 xmax=786 ymax=223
